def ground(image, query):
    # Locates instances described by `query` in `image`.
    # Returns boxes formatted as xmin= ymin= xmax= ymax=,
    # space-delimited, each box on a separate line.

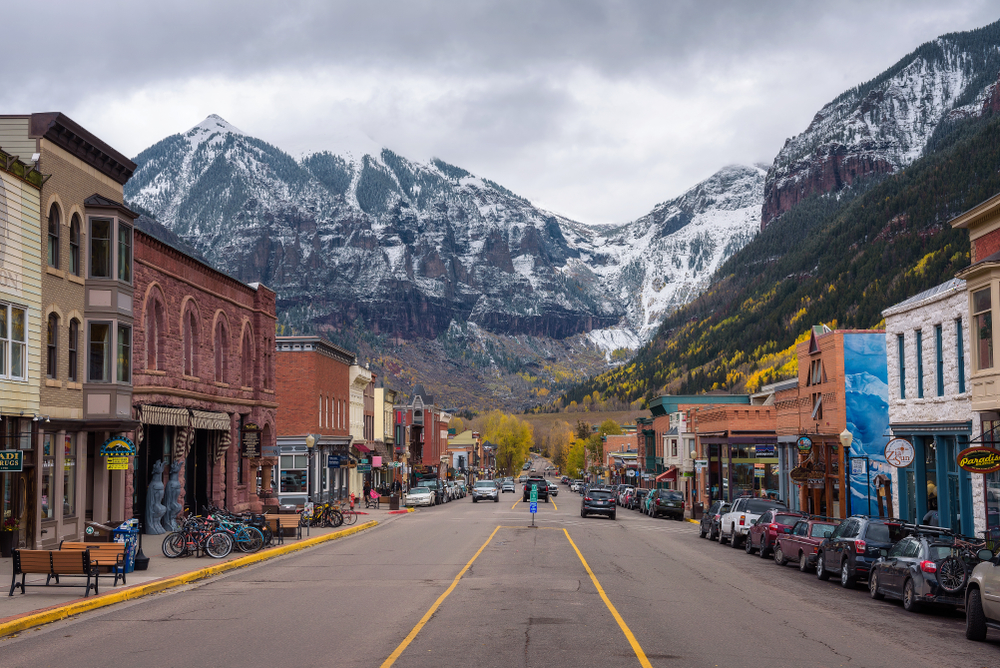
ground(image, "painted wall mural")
xmin=843 ymin=332 xmax=890 ymax=516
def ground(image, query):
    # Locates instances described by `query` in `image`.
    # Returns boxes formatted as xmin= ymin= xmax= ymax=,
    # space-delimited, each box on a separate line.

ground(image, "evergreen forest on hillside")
xmin=559 ymin=111 xmax=1000 ymax=408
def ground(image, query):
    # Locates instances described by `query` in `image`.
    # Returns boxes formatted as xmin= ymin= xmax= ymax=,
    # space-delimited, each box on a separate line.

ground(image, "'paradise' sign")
xmin=957 ymin=446 xmax=1000 ymax=474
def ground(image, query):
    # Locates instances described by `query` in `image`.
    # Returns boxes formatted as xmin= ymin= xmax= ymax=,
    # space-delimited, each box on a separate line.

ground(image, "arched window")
xmin=46 ymin=313 xmax=59 ymax=378
xmin=48 ymin=204 xmax=60 ymax=268
xmin=184 ymin=308 xmax=199 ymax=377
xmin=68 ymin=318 xmax=79 ymax=382
xmin=242 ymin=329 xmax=253 ymax=387
xmin=214 ymin=320 xmax=228 ymax=383
xmin=145 ymin=298 xmax=164 ymax=371
xmin=69 ymin=214 xmax=81 ymax=276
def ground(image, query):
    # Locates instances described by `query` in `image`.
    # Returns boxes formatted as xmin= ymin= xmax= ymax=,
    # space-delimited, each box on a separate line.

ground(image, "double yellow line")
xmin=511 ymin=498 xmax=558 ymax=510
xmin=380 ymin=525 xmax=649 ymax=667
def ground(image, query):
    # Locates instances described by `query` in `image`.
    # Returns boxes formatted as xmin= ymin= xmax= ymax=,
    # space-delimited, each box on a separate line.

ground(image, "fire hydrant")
xmin=349 ymin=492 xmax=356 ymax=509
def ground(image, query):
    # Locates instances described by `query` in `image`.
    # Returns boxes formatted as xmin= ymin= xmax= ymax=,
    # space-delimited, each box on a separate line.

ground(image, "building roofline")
xmin=949 ymin=190 xmax=1000 ymax=230
xmin=22 ymin=112 xmax=136 ymax=185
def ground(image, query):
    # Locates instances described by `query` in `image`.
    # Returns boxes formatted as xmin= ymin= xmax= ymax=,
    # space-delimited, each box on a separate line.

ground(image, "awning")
xmin=655 ymin=467 xmax=677 ymax=483
xmin=140 ymin=405 xmax=189 ymax=427
xmin=353 ymin=442 xmax=371 ymax=453
xmin=191 ymin=409 xmax=231 ymax=431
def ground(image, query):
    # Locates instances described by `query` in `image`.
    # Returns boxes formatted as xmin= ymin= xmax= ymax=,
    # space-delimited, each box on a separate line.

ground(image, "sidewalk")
xmin=0 ymin=505 xmax=411 ymax=628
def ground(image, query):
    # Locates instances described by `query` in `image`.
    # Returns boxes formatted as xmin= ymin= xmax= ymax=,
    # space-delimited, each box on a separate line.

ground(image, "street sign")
xmin=851 ymin=459 xmax=866 ymax=475
xmin=529 ymin=502 xmax=538 ymax=513
xmin=0 ymin=451 xmax=23 ymax=472
xmin=530 ymin=484 xmax=538 ymax=503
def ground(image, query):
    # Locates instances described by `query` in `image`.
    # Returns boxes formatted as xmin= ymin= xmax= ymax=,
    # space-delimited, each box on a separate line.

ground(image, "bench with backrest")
xmin=9 ymin=549 xmax=99 ymax=597
xmin=264 ymin=513 xmax=302 ymax=544
xmin=60 ymin=541 xmax=127 ymax=586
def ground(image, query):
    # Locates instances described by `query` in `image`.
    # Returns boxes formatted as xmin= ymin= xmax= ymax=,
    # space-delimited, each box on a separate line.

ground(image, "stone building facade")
xmin=132 ymin=228 xmax=277 ymax=525
xmin=883 ymin=278 xmax=978 ymax=535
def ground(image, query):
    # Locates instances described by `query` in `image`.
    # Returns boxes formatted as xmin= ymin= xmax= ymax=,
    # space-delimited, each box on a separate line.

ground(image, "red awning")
xmin=655 ymin=467 xmax=677 ymax=482
xmin=353 ymin=443 xmax=371 ymax=453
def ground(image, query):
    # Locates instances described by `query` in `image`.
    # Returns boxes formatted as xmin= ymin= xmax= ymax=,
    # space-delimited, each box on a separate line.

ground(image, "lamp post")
xmin=839 ymin=428 xmax=854 ymax=516
xmin=305 ymin=434 xmax=315 ymax=503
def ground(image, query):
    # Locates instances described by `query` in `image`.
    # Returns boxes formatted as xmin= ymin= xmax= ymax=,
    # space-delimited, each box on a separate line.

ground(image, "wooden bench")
xmin=60 ymin=541 xmax=128 ymax=586
xmin=264 ymin=514 xmax=302 ymax=544
xmin=9 ymin=549 xmax=99 ymax=597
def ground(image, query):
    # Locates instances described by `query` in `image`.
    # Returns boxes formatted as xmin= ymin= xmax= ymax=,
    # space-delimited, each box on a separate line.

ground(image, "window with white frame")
xmin=0 ymin=304 xmax=27 ymax=380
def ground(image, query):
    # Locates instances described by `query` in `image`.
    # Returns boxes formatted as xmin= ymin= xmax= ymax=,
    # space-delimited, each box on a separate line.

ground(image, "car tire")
xmin=745 ymin=534 xmax=755 ymax=554
xmin=473 ymin=498 xmax=478 ymax=503
xmin=759 ymin=538 xmax=771 ymax=559
xmin=966 ymin=588 xmax=988 ymax=641
xmin=773 ymin=545 xmax=787 ymax=567
xmin=581 ymin=509 xmax=587 ymax=518
xmin=902 ymin=578 xmax=920 ymax=612
xmin=840 ymin=560 xmax=856 ymax=589
xmin=869 ymin=571 xmax=884 ymax=600
xmin=816 ymin=553 xmax=830 ymax=580
xmin=799 ymin=552 xmax=810 ymax=573
xmin=610 ymin=512 xmax=616 ymax=520
xmin=493 ymin=497 xmax=498 ymax=503
xmin=699 ymin=525 xmax=707 ymax=539
xmin=731 ymin=532 xmax=742 ymax=549
xmin=719 ymin=528 xmax=729 ymax=545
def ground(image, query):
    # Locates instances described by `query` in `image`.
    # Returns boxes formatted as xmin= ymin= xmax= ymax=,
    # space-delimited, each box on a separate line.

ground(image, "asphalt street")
xmin=2 ymin=483 xmax=999 ymax=667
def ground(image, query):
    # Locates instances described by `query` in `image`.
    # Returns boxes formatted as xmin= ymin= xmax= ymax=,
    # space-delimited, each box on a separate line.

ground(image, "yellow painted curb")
xmin=0 ymin=520 xmax=378 ymax=638
xmin=686 ymin=518 xmax=699 ymax=524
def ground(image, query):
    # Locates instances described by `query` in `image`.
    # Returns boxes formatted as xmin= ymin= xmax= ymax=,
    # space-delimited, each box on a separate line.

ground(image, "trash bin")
xmin=389 ymin=495 xmax=400 ymax=511
xmin=85 ymin=520 xmax=123 ymax=542
xmin=111 ymin=519 xmax=140 ymax=573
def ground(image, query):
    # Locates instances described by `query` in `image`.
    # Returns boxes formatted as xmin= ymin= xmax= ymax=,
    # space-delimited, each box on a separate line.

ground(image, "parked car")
xmin=471 ymin=479 xmax=499 ymax=503
xmin=869 ymin=530 xmax=970 ymax=612
xmin=719 ymin=497 xmax=788 ymax=548
xmin=774 ymin=518 xmax=840 ymax=571
xmin=617 ymin=485 xmax=635 ymax=506
xmin=581 ymin=487 xmax=617 ymax=519
xmin=745 ymin=508 xmax=805 ymax=558
xmin=699 ymin=500 xmax=729 ymax=540
xmin=816 ymin=515 xmax=907 ymax=588
xmin=964 ymin=546 xmax=1000 ymax=641
xmin=648 ymin=489 xmax=685 ymax=520
xmin=404 ymin=486 xmax=434 ymax=507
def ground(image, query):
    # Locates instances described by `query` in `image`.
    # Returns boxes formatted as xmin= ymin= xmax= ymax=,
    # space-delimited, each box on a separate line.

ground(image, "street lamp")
xmin=839 ymin=428 xmax=853 ymax=452
xmin=305 ymin=434 xmax=315 ymax=502
xmin=839 ymin=428 xmax=855 ymax=515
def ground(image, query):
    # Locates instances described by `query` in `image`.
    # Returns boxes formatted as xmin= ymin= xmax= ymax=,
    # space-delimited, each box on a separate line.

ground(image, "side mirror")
xmin=977 ymin=548 xmax=994 ymax=562
xmin=879 ymin=548 xmax=888 ymax=558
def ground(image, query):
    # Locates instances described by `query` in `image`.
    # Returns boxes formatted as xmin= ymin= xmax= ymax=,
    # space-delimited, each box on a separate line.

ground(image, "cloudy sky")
xmin=6 ymin=1 xmax=999 ymax=224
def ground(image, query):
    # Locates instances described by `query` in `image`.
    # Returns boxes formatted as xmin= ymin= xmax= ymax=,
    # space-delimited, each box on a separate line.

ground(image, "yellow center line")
xmin=551 ymin=499 xmax=558 ymax=510
xmin=564 ymin=529 xmax=653 ymax=668
xmin=379 ymin=525 xmax=501 ymax=668
xmin=512 ymin=499 xmax=520 ymax=510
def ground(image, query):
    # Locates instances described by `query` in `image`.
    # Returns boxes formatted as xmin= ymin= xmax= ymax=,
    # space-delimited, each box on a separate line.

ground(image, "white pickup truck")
xmin=718 ymin=496 xmax=788 ymax=548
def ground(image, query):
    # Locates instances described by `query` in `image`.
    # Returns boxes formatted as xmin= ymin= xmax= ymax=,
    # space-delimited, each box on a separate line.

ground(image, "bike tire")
xmin=938 ymin=556 xmax=969 ymax=593
xmin=344 ymin=510 xmax=358 ymax=525
xmin=162 ymin=532 xmax=185 ymax=558
xmin=206 ymin=531 xmax=234 ymax=558
xmin=329 ymin=510 xmax=344 ymax=528
xmin=234 ymin=526 xmax=264 ymax=553
xmin=261 ymin=526 xmax=274 ymax=546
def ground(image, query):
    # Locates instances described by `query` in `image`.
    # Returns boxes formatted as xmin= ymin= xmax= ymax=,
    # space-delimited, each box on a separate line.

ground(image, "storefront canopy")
xmin=655 ymin=467 xmax=677 ymax=483
xmin=191 ymin=409 xmax=231 ymax=431
xmin=354 ymin=442 xmax=371 ymax=453
xmin=140 ymin=404 xmax=189 ymax=427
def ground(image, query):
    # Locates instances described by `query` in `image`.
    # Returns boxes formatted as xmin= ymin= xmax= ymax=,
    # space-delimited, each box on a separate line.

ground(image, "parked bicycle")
xmin=162 ymin=514 xmax=233 ymax=559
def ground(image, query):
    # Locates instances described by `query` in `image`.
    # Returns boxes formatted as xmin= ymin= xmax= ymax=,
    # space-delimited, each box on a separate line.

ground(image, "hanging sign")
xmin=106 ymin=456 xmax=130 ymax=470
xmin=0 ymin=450 xmax=23 ymax=472
xmin=626 ymin=470 xmax=635 ymax=477
xmin=328 ymin=455 xmax=341 ymax=468
xmin=358 ymin=464 xmax=372 ymax=472
xmin=100 ymin=436 xmax=136 ymax=456
xmin=754 ymin=444 xmax=775 ymax=457
xmin=694 ymin=459 xmax=708 ymax=471
xmin=957 ymin=446 xmax=1000 ymax=474
xmin=884 ymin=438 xmax=915 ymax=468
xmin=242 ymin=422 xmax=260 ymax=458
xmin=796 ymin=436 xmax=813 ymax=454
xmin=372 ymin=456 xmax=382 ymax=467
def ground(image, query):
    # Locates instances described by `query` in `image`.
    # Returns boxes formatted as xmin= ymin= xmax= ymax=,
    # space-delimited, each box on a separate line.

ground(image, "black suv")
xmin=649 ymin=489 xmax=685 ymax=520
xmin=869 ymin=529 xmax=965 ymax=612
xmin=523 ymin=476 xmax=549 ymax=502
xmin=582 ymin=487 xmax=616 ymax=519
xmin=816 ymin=515 xmax=907 ymax=588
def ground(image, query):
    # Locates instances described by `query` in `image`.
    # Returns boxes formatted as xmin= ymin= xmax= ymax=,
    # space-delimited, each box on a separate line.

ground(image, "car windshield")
xmin=775 ymin=514 xmax=800 ymax=526
xmin=411 ymin=487 xmax=430 ymax=494
xmin=810 ymin=523 xmax=837 ymax=537
xmin=746 ymin=499 xmax=786 ymax=514
xmin=475 ymin=481 xmax=495 ymax=488
xmin=590 ymin=490 xmax=613 ymax=499
xmin=864 ymin=522 xmax=906 ymax=543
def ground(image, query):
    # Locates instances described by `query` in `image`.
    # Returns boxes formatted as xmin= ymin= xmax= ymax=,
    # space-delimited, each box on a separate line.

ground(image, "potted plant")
xmin=0 ymin=516 xmax=18 ymax=557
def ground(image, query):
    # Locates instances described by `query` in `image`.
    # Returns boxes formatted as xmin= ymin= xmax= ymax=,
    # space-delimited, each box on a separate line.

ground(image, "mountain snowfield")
xmin=126 ymin=115 xmax=764 ymax=361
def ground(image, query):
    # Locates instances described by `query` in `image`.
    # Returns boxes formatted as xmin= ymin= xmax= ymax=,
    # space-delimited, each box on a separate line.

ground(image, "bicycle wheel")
xmin=233 ymin=526 xmax=262 ymax=553
xmin=162 ymin=532 xmax=185 ymax=558
xmin=261 ymin=526 xmax=274 ymax=546
xmin=344 ymin=509 xmax=358 ymax=525
xmin=938 ymin=556 xmax=968 ymax=593
xmin=328 ymin=509 xmax=344 ymax=528
xmin=243 ymin=526 xmax=264 ymax=552
xmin=205 ymin=531 xmax=234 ymax=558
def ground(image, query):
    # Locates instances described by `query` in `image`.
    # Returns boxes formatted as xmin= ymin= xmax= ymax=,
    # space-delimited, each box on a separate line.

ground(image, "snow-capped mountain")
xmin=126 ymin=116 xmax=763 ymax=355
xmin=762 ymin=20 xmax=1000 ymax=227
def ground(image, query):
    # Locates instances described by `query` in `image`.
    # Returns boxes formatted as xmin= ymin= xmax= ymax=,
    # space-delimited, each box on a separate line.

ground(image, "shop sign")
xmin=884 ymin=438 xmax=915 ymax=468
xmin=100 ymin=436 xmax=136 ymax=456
xmin=372 ymin=456 xmax=382 ymax=467
xmin=754 ymin=463 xmax=765 ymax=477
xmin=241 ymin=423 xmax=260 ymax=458
xmin=626 ymin=470 xmax=635 ymax=477
xmin=789 ymin=467 xmax=812 ymax=484
xmin=754 ymin=444 xmax=775 ymax=457
xmin=261 ymin=444 xmax=279 ymax=457
xmin=694 ymin=458 xmax=708 ymax=471
xmin=328 ymin=455 xmax=341 ymax=468
xmin=358 ymin=464 xmax=372 ymax=472
xmin=796 ymin=436 xmax=812 ymax=454
xmin=957 ymin=446 xmax=1000 ymax=474
xmin=106 ymin=456 xmax=130 ymax=470
xmin=0 ymin=450 xmax=23 ymax=472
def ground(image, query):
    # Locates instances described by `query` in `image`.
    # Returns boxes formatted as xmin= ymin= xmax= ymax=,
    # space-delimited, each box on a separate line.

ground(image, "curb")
xmin=686 ymin=518 xmax=699 ymax=524
xmin=0 ymin=520 xmax=378 ymax=638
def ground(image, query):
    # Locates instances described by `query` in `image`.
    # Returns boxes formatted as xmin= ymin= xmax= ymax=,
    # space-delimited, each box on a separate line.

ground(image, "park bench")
xmin=9 ymin=549 xmax=99 ymax=597
xmin=60 ymin=541 xmax=128 ymax=586
xmin=264 ymin=513 xmax=302 ymax=544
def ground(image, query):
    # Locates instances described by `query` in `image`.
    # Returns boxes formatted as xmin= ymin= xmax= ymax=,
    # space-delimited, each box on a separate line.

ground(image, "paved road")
xmin=2 ymin=485 xmax=999 ymax=667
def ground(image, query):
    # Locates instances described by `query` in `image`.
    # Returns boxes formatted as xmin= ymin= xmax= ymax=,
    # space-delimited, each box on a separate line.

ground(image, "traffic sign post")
xmin=530 ymin=484 xmax=538 ymax=527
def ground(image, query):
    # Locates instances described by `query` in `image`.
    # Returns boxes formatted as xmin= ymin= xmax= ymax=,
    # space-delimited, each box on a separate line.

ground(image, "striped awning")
xmin=191 ymin=410 xmax=231 ymax=431
xmin=140 ymin=405 xmax=190 ymax=427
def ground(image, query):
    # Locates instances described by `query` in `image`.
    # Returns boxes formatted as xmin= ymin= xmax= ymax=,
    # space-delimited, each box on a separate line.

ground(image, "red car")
xmin=745 ymin=508 xmax=805 ymax=558
xmin=774 ymin=518 xmax=841 ymax=571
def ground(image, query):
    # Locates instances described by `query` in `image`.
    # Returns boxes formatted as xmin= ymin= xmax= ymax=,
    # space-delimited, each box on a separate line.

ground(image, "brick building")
xmin=132 ymin=228 xmax=277 ymax=526
xmin=275 ymin=336 xmax=353 ymax=505
xmin=395 ymin=386 xmax=451 ymax=487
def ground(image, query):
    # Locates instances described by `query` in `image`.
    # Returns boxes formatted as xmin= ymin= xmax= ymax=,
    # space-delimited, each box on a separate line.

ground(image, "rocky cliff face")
xmin=762 ymin=21 xmax=1000 ymax=228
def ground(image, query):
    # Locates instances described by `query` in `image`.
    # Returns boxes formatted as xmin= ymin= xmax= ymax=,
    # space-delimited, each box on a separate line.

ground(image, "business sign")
xmin=372 ymin=456 xmax=382 ymax=467
xmin=796 ymin=436 xmax=813 ymax=454
xmin=242 ymin=422 xmax=260 ymax=458
xmin=754 ymin=463 xmax=765 ymax=477
xmin=358 ymin=464 xmax=372 ymax=472
xmin=0 ymin=450 xmax=23 ymax=472
xmin=106 ymin=456 xmax=130 ymax=470
xmin=626 ymin=469 xmax=635 ymax=477
xmin=261 ymin=444 xmax=279 ymax=457
xmin=328 ymin=455 xmax=341 ymax=468
xmin=694 ymin=459 xmax=708 ymax=471
xmin=884 ymin=438 xmax=915 ymax=468
xmin=100 ymin=436 xmax=136 ymax=456
xmin=754 ymin=444 xmax=776 ymax=457
xmin=851 ymin=458 xmax=867 ymax=475
xmin=958 ymin=446 xmax=1000 ymax=474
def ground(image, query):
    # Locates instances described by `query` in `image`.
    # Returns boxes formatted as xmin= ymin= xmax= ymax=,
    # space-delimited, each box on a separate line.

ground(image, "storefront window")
xmin=42 ymin=434 xmax=55 ymax=520
xmin=279 ymin=454 xmax=307 ymax=493
xmin=974 ymin=287 xmax=993 ymax=370
xmin=64 ymin=434 xmax=76 ymax=517
xmin=925 ymin=439 xmax=938 ymax=515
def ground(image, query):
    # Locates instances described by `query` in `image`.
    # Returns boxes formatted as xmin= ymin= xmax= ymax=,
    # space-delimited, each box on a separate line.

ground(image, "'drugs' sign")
xmin=957 ymin=446 xmax=1000 ymax=474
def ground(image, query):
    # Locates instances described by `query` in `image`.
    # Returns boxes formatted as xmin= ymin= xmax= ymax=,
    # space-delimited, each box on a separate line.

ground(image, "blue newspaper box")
xmin=112 ymin=519 xmax=140 ymax=573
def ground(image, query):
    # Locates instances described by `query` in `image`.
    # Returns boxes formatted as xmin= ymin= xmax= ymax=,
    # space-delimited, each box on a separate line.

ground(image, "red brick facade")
xmin=276 ymin=339 xmax=352 ymax=439
xmin=973 ymin=226 xmax=1000 ymax=263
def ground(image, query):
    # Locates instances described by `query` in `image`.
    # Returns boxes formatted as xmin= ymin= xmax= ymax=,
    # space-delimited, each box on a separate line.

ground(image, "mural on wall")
xmin=844 ymin=333 xmax=890 ymax=516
